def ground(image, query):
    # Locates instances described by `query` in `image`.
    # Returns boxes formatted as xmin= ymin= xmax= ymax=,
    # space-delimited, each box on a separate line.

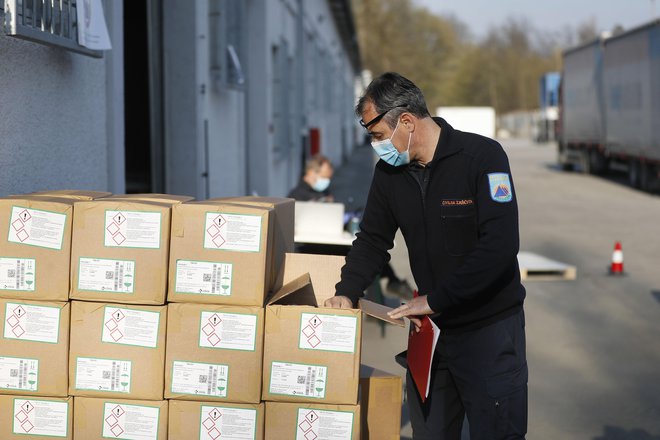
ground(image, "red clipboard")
xmin=406 ymin=291 xmax=440 ymax=402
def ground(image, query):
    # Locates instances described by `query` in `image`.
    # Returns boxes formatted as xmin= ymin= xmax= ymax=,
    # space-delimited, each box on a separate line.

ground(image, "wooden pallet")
xmin=518 ymin=252 xmax=577 ymax=281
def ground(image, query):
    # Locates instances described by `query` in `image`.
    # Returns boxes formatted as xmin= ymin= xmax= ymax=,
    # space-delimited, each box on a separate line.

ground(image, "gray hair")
xmin=356 ymin=72 xmax=431 ymax=129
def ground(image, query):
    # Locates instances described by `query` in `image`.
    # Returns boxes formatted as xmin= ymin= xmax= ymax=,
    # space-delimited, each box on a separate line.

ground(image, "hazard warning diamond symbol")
xmin=15 ymin=410 xmax=28 ymax=423
xmin=11 ymin=219 xmax=25 ymax=231
xmin=21 ymin=401 xmax=33 ymax=414
xmin=208 ymin=427 xmax=221 ymax=440
xmin=20 ymin=420 xmax=34 ymax=433
xmin=113 ymin=213 xmax=125 ymax=225
xmin=19 ymin=210 xmax=31 ymax=222
xmin=212 ymin=235 xmax=226 ymax=248
xmin=16 ymin=229 xmax=29 ymax=242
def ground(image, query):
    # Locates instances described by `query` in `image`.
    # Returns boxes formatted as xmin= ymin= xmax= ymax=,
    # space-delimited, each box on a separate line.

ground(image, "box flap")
xmin=274 ymin=253 xmax=344 ymax=304
xmin=359 ymin=299 xmax=405 ymax=327
xmin=267 ymin=273 xmax=317 ymax=306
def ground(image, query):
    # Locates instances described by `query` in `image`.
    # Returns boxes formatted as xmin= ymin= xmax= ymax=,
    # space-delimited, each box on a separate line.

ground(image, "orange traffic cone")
xmin=609 ymin=242 xmax=624 ymax=275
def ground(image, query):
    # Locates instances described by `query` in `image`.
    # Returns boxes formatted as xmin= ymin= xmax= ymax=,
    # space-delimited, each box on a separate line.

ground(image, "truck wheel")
xmin=639 ymin=162 xmax=652 ymax=192
xmin=589 ymin=149 xmax=607 ymax=175
xmin=628 ymin=160 xmax=641 ymax=188
xmin=580 ymin=150 xmax=592 ymax=174
xmin=558 ymin=143 xmax=574 ymax=171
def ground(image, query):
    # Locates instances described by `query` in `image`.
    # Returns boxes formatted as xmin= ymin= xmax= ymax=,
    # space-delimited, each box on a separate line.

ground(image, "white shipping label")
xmin=4 ymin=302 xmax=60 ymax=343
xmin=78 ymin=258 xmax=135 ymax=293
xmin=299 ymin=313 xmax=357 ymax=353
xmin=0 ymin=357 xmax=38 ymax=391
xmin=296 ymin=408 xmax=354 ymax=440
xmin=269 ymin=362 xmax=327 ymax=399
xmin=0 ymin=258 xmax=35 ymax=291
xmin=175 ymin=260 xmax=233 ymax=295
xmin=103 ymin=402 xmax=160 ymax=440
xmin=102 ymin=307 xmax=160 ymax=348
xmin=200 ymin=406 xmax=257 ymax=440
xmin=75 ymin=358 xmax=131 ymax=393
xmin=204 ymin=213 xmax=262 ymax=252
xmin=13 ymin=399 xmax=69 ymax=437
xmin=104 ymin=210 xmax=162 ymax=249
xmin=8 ymin=206 xmax=67 ymax=250
xmin=200 ymin=311 xmax=257 ymax=351
xmin=171 ymin=361 xmax=228 ymax=397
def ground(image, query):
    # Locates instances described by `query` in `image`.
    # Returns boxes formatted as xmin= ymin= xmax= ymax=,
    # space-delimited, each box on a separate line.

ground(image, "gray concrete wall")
xmin=0 ymin=23 xmax=111 ymax=196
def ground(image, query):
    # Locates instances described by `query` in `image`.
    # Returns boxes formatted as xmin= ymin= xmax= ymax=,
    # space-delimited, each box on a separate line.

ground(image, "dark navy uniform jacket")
xmin=335 ymin=117 xmax=525 ymax=333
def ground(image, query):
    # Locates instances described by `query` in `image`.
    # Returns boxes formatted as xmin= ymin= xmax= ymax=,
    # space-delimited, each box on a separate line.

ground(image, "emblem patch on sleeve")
xmin=487 ymin=173 xmax=513 ymax=203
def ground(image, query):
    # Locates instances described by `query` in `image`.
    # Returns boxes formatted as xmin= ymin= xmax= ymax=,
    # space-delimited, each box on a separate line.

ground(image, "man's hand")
xmin=387 ymin=295 xmax=434 ymax=331
xmin=323 ymin=296 xmax=353 ymax=309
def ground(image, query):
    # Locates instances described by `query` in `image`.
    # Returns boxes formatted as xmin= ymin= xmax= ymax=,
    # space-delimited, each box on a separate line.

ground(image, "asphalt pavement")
xmin=332 ymin=138 xmax=660 ymax=439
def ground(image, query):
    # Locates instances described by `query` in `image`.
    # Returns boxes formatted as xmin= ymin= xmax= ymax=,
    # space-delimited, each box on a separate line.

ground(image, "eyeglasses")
xmin=359 ymin=104 xmax=408 ymax=129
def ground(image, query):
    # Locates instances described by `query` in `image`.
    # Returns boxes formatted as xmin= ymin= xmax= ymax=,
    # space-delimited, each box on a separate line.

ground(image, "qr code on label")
xmin=10 ymin=369 xmax=18 ymax=377
xmin=203 ymin=274 xmax=212 ymax=282
xmin=7 ymin=270 xmax=16 ymax=278
xmin=102 ymin=371 xmax=112 ymax=379
xmin=199 ymin=375 xmax=208 ymax=384
xmin=297 ymin=376 xmax=307 ymax=384
xmin=105 ymin=271 xmax=115 ymax=280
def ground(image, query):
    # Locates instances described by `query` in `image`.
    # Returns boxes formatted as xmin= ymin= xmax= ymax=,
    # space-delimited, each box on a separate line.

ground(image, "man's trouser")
xmin=407 ymin=309 xmax=528 ymax=440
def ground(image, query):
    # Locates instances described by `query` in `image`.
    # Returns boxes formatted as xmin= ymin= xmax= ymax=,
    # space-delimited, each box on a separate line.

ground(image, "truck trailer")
xmin=558 ymin=19 xmax=660 ymax=191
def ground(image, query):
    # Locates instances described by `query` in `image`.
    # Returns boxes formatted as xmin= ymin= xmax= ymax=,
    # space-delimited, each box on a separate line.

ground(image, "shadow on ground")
xmin=593 ymin=426 xmax=660 ymax=440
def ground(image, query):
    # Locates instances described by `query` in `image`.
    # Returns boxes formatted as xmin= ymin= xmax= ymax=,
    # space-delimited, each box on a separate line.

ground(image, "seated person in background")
xmin=287 ymin=155 xmax=334 ymax=202
xmin=289 ymin=154 xmax=413 ymax=299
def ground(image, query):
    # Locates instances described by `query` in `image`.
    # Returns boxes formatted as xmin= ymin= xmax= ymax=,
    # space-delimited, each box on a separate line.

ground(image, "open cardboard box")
xmin=262 ymin=253 xmax=403 ymax=405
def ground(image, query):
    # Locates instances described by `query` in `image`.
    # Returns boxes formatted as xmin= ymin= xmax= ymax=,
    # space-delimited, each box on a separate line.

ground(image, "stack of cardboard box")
xmin=261 ymin=253 xmax=405 ymax=439
xmin=164 ymin=197 xmax=294 ymax=439
xmin=0 ymin=191 xmax=101 ymax=439
xmin=0 ymin=191 xmax=404 ymax=439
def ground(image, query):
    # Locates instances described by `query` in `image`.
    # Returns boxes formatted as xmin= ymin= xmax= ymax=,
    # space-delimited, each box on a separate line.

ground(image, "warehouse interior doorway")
xmin=123 ymin=0 xmax=164 ymax=193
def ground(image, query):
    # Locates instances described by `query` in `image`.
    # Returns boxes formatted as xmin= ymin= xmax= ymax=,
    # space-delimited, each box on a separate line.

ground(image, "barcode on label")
xmin=103 ymin=370 xmax=111 ymax=379
xmin=105 ymin=271 xmax=114 ymax=280
xmin=7 ymin=269 xmax=16 ymax=278
xmin=203 ymin=273 xmax=212 ymax=282
xmin=10 ymin=369 xmax=18 ymax=377
xmin=199 ymin=375 xmax=208 ymax=384
xmin=297 ymin=375 xmax=306 ymax=384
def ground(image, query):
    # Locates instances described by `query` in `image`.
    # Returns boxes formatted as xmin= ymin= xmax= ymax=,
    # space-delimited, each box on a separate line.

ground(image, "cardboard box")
xmin=24 ymin=190 xmax=111 ymax=200
xmin=165 ymin=303 xmax=264 ymax=403
xmin=167 ymin=201 xmax=275 ymax=306
xmin=107 ymin=193 xmax=195 ymax=204
xmin=169 ymin=400 xmax=264 ymax=439
xmin=359 ymin=365 xmax=403 ymax=440
xmin=0 ymin=395 xmax=73 ymax=439
xmin=74 ymin=396 xmax=168 ymax=440
xmin=0 ymin=299 xmax=70 ymax=397
xmin=0 ymin=196 xmax=75 ymax=302
xmin=211 ymin=196 xmax=294 ymax=292
xmin=69 ymin=301 xmax=167 ymax=400
xmin=262 ymin=254 xmax=402 ymax=405
xmin=265 ymin=401 xmax=360 ymax=440
xmin=69 ymin=199 xmax=172 ymax=305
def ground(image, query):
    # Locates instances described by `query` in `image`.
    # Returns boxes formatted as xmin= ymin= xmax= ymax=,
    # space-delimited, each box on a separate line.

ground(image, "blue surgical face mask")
xmin=370 ymin=118 xmax=412 ymax=167
xmin=312 ymin=177 xmax=330 ymax=192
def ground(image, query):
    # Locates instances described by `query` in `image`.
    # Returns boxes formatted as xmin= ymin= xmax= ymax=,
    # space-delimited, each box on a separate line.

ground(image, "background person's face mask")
xmin=312 ymin=177 xmax=330 ymax=192
xmin=371 ymin=118 xmax=412 ymax=166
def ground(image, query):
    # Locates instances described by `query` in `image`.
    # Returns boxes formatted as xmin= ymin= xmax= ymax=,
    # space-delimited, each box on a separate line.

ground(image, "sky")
xmin=415 ymin=0 xmax=657 ymax=38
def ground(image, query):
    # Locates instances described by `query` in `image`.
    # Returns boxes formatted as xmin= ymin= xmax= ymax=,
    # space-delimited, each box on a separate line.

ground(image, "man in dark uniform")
xmin=324 ymin=72 xmax=527 ymax=439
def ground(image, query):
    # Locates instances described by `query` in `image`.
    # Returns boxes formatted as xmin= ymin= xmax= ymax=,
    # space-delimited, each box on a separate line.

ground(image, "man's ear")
xmin=400 ymin=112 xmax=415 ymax=132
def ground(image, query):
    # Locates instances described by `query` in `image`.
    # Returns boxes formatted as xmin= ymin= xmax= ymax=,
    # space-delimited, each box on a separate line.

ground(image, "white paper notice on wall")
xmin=77 ymin=0 xmax=112 ymax=50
